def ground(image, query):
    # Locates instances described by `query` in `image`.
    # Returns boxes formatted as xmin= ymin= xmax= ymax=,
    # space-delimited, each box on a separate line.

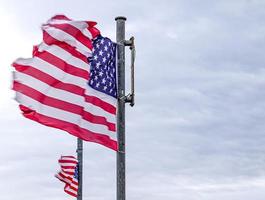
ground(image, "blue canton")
xmin=88 ymin=35 xmax=117 ymax=98
xmin=74 ymin=164 xmax=78 ymax=179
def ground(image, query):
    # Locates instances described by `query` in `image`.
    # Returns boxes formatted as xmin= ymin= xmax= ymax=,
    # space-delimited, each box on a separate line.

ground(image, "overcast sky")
xmin=1 ymin=0 xmax=265 ymax=200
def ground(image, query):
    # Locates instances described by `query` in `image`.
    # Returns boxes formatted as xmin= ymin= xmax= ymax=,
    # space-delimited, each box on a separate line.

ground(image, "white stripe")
xmin=60 ymin=156 xmax=77 ymax=162
xmin=60 ymin=163 xmax=77 ymax=167
xmin=60 ymin=158 xmax=77 ymax=163
xmin=14 ymin=71 xmax=116 ymax=123
xmin=62 ymin=169 xmax=75 ymax=174
xmin=83 ymin=102 xmax=116 ymax=123
xmin=42 ymin=25 xmax=91 ymax=57
xmin=47 ymin=19 xmax=93 ymax=39
xmin=14 ymin=57 xmax=86 ymax=89
xmin=16 ymin=92 xmax=116 ymax=140
xmin=55 ymin=174 xmax=66 ymax=182
xmin=14 ymin=71 xmax=84 ymax=105
xmin=65 ymin=184 xmax=78 ymax=192
xmin=43 ymin=23 xmax=92 ymax=54
xmin=69 ymin=183 xmax=78 ymax=190
xmin=61 ymin=169 xmax=75 ymax=174
xmin=60 ymin=164 xmax=76 ymax=169
xmin=86 ymin=86 xmax=117 ymax=106
xmin=56 ymin=173 xmax=71 ymax=184
xmin=38 ymin=42 xmax=89 ymax=71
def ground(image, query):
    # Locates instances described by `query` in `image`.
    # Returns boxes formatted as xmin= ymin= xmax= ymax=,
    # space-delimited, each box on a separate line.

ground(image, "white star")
xmin=90 ymin=80 xmax=94 ymax=84
xmin=99 ymin=71 xmax=103 ymax=77
xmin=107 ymin=53 xmax=110 ymax=58
xmin=96 ymin=43 xmax=100 ymax=48
xmin=109 ymin=82 xmax=112 ymax=86
xmin=108 ymin=41 xmax=111 ymax=46
xmin=96 ymin=82 xmax=100 ymax=88
xmin=95 ymin=76 xmax=98 ymax=80
xmin=99 ymin=50 xmax=103 ymax=56
xmin=94 ymin=55 xmax=98 ymax=60
xmin=104 ymin=46 xmax=108 ymax=51
xmin=102 ymin=57 xmax=106 ymax=63
xmin=96 ymin=62 xmax=100 ymax=68
xmin=100 ymin=39 xmax=104 ymax=44
xmin=102 ymin=78 xmax=106 ymax=84
xmin=103 ymin=86 xmax=107 ymax=91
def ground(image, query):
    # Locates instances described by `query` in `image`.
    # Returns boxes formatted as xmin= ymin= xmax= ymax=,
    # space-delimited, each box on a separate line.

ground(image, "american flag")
xmin=12 ymin=15 xmax=117 ymax=150
xmin=55 ymin=156 xmax=79 ymax=197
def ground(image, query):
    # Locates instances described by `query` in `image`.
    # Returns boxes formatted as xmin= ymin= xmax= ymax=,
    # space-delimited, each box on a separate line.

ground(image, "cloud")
xmin=1 ymin=0 xmax=265 ymax=199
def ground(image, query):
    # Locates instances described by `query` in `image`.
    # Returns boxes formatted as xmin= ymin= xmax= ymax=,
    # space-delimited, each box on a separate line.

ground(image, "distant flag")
xmin=12 ymin=15 xmax=117 ymax=150
xmin=55 ymin=156 xmax=79 ymax=197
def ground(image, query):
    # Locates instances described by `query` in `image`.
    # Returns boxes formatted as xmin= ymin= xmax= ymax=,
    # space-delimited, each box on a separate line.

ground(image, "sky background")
xmin=1 ymin=0 xmax=265 ymax=199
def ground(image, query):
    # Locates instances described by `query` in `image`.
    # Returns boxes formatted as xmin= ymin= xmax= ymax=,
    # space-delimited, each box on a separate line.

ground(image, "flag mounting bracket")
xmin=123 ymin=37 xmax=135 ymax=107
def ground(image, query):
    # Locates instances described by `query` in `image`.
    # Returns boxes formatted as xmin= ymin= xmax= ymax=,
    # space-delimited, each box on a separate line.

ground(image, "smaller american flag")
xmin=55 ymin=156 xmax=79 ymax=197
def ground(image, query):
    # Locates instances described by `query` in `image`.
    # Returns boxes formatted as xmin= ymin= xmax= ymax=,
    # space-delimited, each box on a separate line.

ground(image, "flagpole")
xmin=115 ymin=16 xmax=126 ymax=200
xmin=77 ymin=138 xmax=83 ymax=200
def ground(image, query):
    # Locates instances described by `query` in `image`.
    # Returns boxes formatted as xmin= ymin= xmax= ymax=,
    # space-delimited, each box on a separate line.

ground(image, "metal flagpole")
xmin=77 ymin=138 xmax=83 ymax=200
xmin=115 ymin=16 xmax=126 ymax=200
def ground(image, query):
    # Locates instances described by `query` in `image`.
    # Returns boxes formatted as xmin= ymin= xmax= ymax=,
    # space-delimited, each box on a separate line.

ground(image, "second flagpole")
xmin=77 ymin=138 xmax=83 ymax=200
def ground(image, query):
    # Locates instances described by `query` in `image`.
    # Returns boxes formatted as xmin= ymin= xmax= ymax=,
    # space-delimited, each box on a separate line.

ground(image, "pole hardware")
xmin=123 ymin=37 xmax=135 ymax=107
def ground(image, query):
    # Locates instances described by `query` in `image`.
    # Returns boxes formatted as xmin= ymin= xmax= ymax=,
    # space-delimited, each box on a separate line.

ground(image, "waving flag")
xmin=55 ymin=156 xmax=79 ymax=197
xmin=12 ymin=15 xmax=117 ymax=150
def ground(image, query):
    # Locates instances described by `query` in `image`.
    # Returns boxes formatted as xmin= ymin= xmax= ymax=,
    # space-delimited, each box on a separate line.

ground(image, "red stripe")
xmin=55 ymin=174 xmax=68 ymax=184
xmin=83 ymin=109 xmax=116 ymax=131
xmin=13 ymin=63 xmax=116 ymax=115
xmin=59 ymin=163 xmax=77 ymax=166
xmin=13 ymin=63 xmax=84 ymax=96
xmin=59 ymin=160 xmax=77 ymax=164
xmin=62 ymin=170 xmax=75 ymax=174
xmin=85 ymin=95 xmax=116 ymax=115
xmin=47 ymin=23 xmax=93 ymax=50
xmin=64 ymin=187 xmax=77 ymax=197
xmin=61 ymin=171 xmax=75 ymax=176
xmin=70 ymin=179 xmax=78 ymax=185
xmin=34 ymin=48 xmax=89 ymax=80
xmin=57 ymin=172 xmax=73 ymax=183
xmin=87 ymin=26 xmax=100 ymax=39
xmin=63 ymin=172 xmax=75 ymax=176
xmin=57 ymin=175 xmax=76 ymax=190
xmin=51 ymin=15 xmax=71 ymax=21
xmin=65 ymin=187 xmax=78 ymax=194
xmin=14 ymin=81 xmax=82 ymax=114
xmin=13 ymin=82 xmax=116 ymax=131
xmin=42 ymin=31 xmax=88 ymax=63
xmin=67 ymin=185 xmax=78 ymax=192
xmin=61 ymin=166 xmax=76 ymax=169
xmin=19 ymin=105 xmax=117 ymax=150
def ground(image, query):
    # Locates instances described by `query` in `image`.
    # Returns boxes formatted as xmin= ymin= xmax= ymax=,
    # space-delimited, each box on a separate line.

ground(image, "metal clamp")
xmin=124 ymin=37 xmax=135 ymax=107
